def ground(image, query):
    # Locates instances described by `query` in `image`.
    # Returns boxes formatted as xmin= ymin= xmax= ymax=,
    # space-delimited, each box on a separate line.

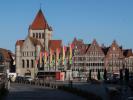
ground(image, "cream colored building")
xmin=15 ymin=9 xmax=52 ymax=78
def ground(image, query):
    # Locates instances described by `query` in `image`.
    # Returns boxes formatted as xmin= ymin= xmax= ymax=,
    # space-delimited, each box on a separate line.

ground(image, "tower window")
xmin=36 ymin=33 xmax=38 ymax=38
xmin=27 ymin=52 xmax=28 ymax=56
xmin=31 ymin=60 xmax=34 ymax=68
xmin=33 ymin=33 xmax=35 ymax=38
xmin=22 ymin=59 xmax=25 ymax=68
xmin=39 ymin=33 xmax=41 ymax=38
xmin=27 ymin=60 xmax=29 ymax=68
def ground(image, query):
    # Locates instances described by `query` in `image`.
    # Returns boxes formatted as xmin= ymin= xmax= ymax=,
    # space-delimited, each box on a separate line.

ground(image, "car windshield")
xmin=25 ymin=77 xmax=31 ymax=79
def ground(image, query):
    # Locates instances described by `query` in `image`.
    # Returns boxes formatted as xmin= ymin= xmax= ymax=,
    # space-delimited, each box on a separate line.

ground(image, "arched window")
xmin=33 ymin=33 xmax=35 ymax=38
xmin=27 ymin=60 xmax=29 ymax=68
xmin=39 ymin=33 xmax=41 ymax=38
xmin=22 ymin=60 xmax=25 ymax=68
xmin=36 ymin=33 xmax=38 ymax=38
xmin=31 ymin=60 xmax=34 ymax=68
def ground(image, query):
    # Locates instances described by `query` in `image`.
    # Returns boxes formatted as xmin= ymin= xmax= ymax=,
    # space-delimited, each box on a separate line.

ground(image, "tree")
xmin=119 ymin=69 xmax=123 ymax=81
xmin=103 ymin=68 xmax=107 ymax=80
xmin=97 ymin=69 xmax=100 ymax=80
xmin=89 ymin=69 xmax=92 ymax=80
xmin=125 ymin=68 xmax=129 ymax=83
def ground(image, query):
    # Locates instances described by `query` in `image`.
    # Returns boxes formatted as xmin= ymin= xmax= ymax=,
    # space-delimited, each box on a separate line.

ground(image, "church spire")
xmin=30 ymin=9 xmax=49 ymax=30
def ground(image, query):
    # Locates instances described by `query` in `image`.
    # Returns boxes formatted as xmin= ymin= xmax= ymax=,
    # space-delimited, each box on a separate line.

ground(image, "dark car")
xmin=15 ymin=76 xmax=24 ymax=82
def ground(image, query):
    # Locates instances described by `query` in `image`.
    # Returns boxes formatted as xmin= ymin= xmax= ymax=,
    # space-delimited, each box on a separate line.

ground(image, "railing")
xmin=14 ymin=79 xmax=68 ymax=89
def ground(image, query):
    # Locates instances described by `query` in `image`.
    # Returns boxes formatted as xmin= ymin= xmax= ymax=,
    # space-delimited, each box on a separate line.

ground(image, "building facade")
xmin=72 ymin=38 xmax=133 ymax=80
xmin=124 ymin=49 xmax=133 ymax=72
xmin=72 ymin=39 xmax=105 ymax=79
xmin=105 ymin=41 xmax=124 ymax=74
xmin=15 ymin=9 xmax=52 ymax=78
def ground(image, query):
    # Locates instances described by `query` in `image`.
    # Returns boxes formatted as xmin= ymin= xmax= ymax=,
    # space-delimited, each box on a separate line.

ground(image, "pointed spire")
xmin=30 ymin=9 xmax=49 ymax=30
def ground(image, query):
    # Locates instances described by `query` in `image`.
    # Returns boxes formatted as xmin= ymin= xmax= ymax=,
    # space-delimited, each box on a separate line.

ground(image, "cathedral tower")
xmin=28 ymin=9 xmax=52 ymax=50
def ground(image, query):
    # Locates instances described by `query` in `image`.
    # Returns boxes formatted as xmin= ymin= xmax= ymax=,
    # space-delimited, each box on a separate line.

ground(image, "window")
xmin=39 ymin=33 xmax=41 ymax=38
xmin=31 ymin=60 xmax=34 ymax=68
xmin=36 ymin=33 xmax=38 ymax=38
xmin=32 ymin=52 xmax=34 ymax=56
xmin=27 ymin=60 xmax=29 ymax=68
xmin=27 ymin=52 xmax=28 ymax=56
xmin=33 ymin=33 xmax=35 ymax=38
xmin=22 ymin=52 xmax=24 ymax=56
xmin=22 ymin=60 xmax=25 ymax=68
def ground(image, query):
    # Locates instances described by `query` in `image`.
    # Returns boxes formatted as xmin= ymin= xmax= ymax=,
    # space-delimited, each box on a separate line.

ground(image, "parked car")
xmin=24 ymin=76 xmax=33 ymax=82
xmin=15 ymin=76 xmax=24 ymax=82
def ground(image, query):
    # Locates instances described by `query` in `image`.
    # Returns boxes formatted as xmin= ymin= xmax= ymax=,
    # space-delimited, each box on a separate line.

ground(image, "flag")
xmin=62 ymin=46 xmax=66 ymax=65
xmin=44 ymin=51 xmax=48 ymax=65
xmin=50 ymin=48 xmax=53 ymax=67
xmin=56 ymin=48 xmax=61 ymax=66
xmin=39 ymin=51 xmax=42 ymax=66
xmin=69 ymin=43 xmax=74 ymax=64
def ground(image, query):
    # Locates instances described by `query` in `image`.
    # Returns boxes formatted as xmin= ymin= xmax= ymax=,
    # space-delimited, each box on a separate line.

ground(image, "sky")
xmin=0 ymin=0 xmax=133 ymax=52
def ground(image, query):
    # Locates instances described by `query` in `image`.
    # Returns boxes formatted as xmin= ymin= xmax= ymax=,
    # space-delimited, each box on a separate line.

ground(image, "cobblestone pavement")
xmin=3 ymin=83 xmax=85 ymax=100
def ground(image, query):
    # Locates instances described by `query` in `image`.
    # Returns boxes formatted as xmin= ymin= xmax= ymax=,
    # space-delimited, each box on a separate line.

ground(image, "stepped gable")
xmin=72 ymin=38 xmax=87 ymax=55
xmin=106 ymin=40 xmax=124 ymax=58
xmin=86 ymin=39 xmax=105 ymax=56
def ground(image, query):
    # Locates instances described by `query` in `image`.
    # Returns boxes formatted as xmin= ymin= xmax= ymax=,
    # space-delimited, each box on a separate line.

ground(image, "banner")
xmin=69 ymin=44 xmax=73 ymax=64
xmin=50 ymin=48 xmax=53 ymax=67
xmin=44 ymin=51 xmax=48 ymax=65
xmin=56 ymin=48 xmax=61 ymax=66
xmin=62 ymin=46 xmax=66 ymax=65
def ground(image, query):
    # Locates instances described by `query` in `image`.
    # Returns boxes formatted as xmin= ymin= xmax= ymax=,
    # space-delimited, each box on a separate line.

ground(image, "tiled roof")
xmin=123 ymin=49 xmax=133 ymax=57
xmin=48 ymin=40 xmax=62 ymax=51
xmin=0 ymin=48 xmax=12 ymax=61
xmin=16 ymin=40 xmax=24 ymax=47
xmin=29 ymin=9 xmax=51 ymax=30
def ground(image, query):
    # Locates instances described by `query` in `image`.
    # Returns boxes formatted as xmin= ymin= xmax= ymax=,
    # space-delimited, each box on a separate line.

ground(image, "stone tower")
xmin=28 ymin=9 xmax=52 ymax=50
xmin=15 ymin=9 xmax=53 ymax=78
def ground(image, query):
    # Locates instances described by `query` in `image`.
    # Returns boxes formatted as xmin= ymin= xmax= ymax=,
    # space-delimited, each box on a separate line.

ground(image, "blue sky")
xmin=0 ymin=0 xmax=133 ymax=52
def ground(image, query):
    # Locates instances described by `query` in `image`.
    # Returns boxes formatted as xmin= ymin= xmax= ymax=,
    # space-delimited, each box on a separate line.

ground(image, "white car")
xmin=24 ymin=76 xmax=33 ymax=82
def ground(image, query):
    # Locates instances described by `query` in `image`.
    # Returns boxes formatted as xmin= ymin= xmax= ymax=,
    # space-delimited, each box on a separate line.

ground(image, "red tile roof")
xmin=0 ymin=48 xmax=12 ymax=61
xmin=30 ymin=9 xmax=50 ymax=30
xmin=48 ymin=40 xmax=62 ymax=51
